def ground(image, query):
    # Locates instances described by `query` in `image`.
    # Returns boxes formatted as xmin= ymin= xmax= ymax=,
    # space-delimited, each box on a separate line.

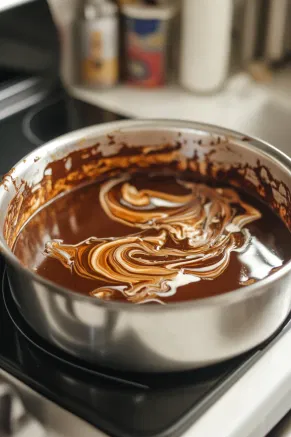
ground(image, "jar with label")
xmin=79 ymin=0 xmax=119 ymax=88
xmin=122 ymin=4 xmax=175 ymax=87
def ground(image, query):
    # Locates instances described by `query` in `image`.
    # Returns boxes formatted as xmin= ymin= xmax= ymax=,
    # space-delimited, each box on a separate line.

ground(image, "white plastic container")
xmin=180 ymin=0 xmax=233 ymax=94
xmin=47 ymin=0 xmax=80 ymax=87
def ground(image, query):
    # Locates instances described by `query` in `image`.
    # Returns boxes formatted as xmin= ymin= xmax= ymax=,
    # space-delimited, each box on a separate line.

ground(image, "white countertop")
xmin=69 ymin=74 xmax=269 ymax=125
xmin=69 ymin=70 xmax=291 ymax=157
xmin=69 ymin=70 xmax=291 ymax=120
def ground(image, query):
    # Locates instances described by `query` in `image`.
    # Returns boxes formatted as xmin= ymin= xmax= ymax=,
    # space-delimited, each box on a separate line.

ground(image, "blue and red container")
xmin=122 ymin=5 xmax=175 ymax=87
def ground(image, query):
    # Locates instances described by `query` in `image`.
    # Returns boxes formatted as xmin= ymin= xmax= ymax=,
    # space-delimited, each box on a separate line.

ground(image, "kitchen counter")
xmin=69 ymin=69 xmax=291 ymax=156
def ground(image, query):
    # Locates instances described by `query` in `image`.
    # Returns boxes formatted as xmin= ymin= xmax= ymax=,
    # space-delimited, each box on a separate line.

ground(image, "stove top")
xmin=0 ymin=68 xmax=29 ymax=88
xmin=1 ymin=83 xmax=291 ymax=437
xmin=0 ymin=269 xmax=254 ymax=437
xmin=0 ymin=86 xmax=125 ymax=176
xmin=1 ymin=264 xmax=291 ymax=437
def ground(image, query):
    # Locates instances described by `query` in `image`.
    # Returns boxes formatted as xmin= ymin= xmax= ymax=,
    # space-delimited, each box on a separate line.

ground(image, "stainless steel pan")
xmin=0 ymin=119 xmax=291 ymax=373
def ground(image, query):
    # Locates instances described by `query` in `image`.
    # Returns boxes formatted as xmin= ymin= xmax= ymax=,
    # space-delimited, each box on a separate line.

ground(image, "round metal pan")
xmin=0 ymin=120 xmax=291 ymax=372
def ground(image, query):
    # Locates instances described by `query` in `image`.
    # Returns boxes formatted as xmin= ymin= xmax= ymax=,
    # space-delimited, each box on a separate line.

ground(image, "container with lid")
xmin=180 ymin=0 xmax=233 ymax=94
xmin=122 ymin=4 xmax=176 ymax=87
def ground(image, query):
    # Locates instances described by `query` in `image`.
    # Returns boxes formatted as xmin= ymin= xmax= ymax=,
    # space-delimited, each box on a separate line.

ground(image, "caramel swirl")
xmin=45 ymin=176 xmax=261 ymax=303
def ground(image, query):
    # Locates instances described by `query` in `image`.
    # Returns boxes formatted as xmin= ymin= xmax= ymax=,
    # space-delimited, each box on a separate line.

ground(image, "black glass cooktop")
xmin=0 ymin=68 xmax=29 ymax=89
xmin=0 ymin=85 xmax=291 ymax=437
xmin=0 ymin=268 xmax=268 ymax=437
xmin=0 ymin=86 xmax=124 ymax=176
xmin=1 ymin=265 xmax=291 ymax=437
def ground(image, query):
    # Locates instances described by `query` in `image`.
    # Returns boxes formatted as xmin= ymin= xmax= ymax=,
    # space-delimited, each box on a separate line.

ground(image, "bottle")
xmin=47 ymin=0 xmax=81 ymax=87
xmin=179 ymin=0 xmax=233 ymax=94
xmin=265 ymin=0 xmax=288 ymax=64
xmin=79 ymin=0 xmax=119 ymax=88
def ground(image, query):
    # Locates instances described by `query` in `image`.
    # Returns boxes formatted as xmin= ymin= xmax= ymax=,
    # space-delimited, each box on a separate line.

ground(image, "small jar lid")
xmin=83 ymin=0 xmax=118 ymax=20
xmin=122 ymin=4 xmax=176 ymax=20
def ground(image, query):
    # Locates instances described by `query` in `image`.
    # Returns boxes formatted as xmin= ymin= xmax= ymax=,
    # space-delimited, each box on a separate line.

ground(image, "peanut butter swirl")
xmin=44 ymin=176 xmax=261 ymax=304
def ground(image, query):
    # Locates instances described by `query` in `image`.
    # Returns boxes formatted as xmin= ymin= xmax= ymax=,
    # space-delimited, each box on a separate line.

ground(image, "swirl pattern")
xmin=44 ymin=175 xmax=261 ymax=303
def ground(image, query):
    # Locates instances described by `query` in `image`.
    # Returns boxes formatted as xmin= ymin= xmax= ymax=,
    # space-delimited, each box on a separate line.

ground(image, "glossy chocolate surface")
xmin=13 ymin=173 xmax=291 ymax=303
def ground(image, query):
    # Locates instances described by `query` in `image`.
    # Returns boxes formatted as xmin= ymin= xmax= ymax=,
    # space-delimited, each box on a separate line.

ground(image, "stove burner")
xmin=3 ymin=269 xmax=260 ymax=437
xmin=22 ymin=92 xmax=125 ymax=146
xmin=3 ymin=268 xmax=255 ymax=388
xmin=22 ymin=96 xmax=63 ymax=146
xmin=2 ymin=270 xmax=148 ymax=389
xmin=3 ymin=266 xmax=291 ymax=437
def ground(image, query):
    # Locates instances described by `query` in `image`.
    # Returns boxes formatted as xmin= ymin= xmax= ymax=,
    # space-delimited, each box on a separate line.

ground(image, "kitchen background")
xmin=2 ymin=0 xmax=291 ymax=150
xmin=51 ymin=0 xmax=291 ymax=147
